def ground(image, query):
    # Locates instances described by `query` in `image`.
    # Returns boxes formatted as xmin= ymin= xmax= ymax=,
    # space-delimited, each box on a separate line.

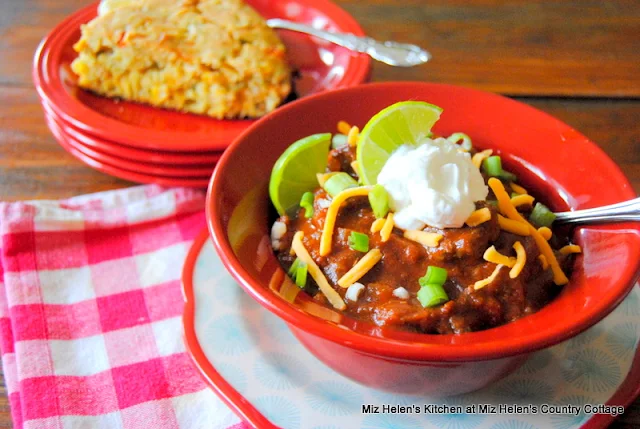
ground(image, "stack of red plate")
xmin=34 ymin=1 xmax=370 ymax=187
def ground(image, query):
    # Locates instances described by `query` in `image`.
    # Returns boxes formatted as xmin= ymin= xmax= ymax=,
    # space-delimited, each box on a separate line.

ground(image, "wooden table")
xmin=0 ymin=0 xmax=638 ymax=427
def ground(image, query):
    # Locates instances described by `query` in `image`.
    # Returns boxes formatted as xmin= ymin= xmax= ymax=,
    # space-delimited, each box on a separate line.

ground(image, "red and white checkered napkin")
xmin=0 ymin=186 xmax=249 ymax=429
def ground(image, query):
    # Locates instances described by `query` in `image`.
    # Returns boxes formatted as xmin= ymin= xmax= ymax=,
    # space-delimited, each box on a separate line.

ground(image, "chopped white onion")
xmin=393 ymin=287 xmax=410 ymax=300
xmin=345 ymin=282 xmax=365 ymax=302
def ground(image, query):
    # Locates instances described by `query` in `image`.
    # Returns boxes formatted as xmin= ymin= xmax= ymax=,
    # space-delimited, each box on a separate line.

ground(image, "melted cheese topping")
xmin=511 ymin=194 xmax=535 ymax=207
xmin=350 ymin=160 xmax=361 ymax=177
xmin=466 ymin=207 xmax=492 ymax=227
xmin=347 ymin=126 xmax=360 ymax=147
xmin=560 ymin=244 xmax=582 ymax=255
xmin=473 ymin=264 xmax=504 ymax=290
xmin=370 ymin=218 xmax=385 ymax=233
xmin=291 ymin=232 xmax=346 ymax=310
xmin=403 ymin=230 xmax=443 ymax=248
xmin=320 ymin=186 xmax=371 ymax=256
xmin=472 ymin=149 xmax=493 ymax=169
xmin=337 ymin=249 xmax=382 ymax=288
xmin=538 ymin=254 xmax=549 ymax=270
xmin=488 ymin=178 xmax=568 ymax=285
xmin=380 ymin=212 xmax=395 ymax=242
xmin=337 ymin=120 xmax=351 ymax=135
xmin=510 ymin=183 xmax=528 ymax=195
xmin=510 ymin=241 xmax=527 ymax=279
xmin=483 ymin=245 xmax=516 ymax=268
xmin=529 ymin=226 xmax=569 ymax=285
xmin=538 ymin=226 xmax=552 ymax=241
xmin=498 ymin=215 xmax=530 ymax=236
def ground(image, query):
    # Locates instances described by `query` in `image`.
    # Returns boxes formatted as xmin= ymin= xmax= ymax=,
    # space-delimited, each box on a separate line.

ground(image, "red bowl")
xmin=206 ymin=82 xmax=640 ymax=395
xmin=33 ymin=0 xmax=371 ymax=152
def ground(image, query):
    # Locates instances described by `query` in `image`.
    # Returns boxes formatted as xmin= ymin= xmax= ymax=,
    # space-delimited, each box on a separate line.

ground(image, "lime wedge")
xmin=356 ymin=101 xmax=443 ymax=185
xmin=269 ymin=133 xmax=331 ymax=216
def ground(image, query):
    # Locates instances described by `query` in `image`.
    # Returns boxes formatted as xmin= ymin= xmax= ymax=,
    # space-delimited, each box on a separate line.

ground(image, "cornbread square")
xmin=71 ymin=0 xmax=292 ymax=119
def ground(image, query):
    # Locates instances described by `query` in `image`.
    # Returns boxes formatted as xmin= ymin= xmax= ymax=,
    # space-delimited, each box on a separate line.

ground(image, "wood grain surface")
xmin=0 ymin=0 xmax=638 ymax=427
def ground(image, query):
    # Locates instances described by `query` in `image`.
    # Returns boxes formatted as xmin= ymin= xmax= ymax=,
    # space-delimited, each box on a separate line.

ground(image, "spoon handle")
xmin=554 ymin=197 xmax=640 ymax=224
xmin=266 ymin=18 xmax=431 ymax=67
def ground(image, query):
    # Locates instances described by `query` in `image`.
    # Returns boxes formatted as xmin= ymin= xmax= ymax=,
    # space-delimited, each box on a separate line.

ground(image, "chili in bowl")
xmin=207 ymin=82 xmax=640 ymax=395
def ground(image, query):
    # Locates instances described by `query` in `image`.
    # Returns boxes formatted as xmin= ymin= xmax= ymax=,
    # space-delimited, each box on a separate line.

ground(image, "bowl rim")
xmin=32 ymin=0 xmax=372 ymax=152
xmin=207 ymin=81 xmax=640 ymax=361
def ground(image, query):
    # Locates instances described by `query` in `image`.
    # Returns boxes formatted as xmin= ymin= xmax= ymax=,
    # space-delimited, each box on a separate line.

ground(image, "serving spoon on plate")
xmin=554 ymin=197 xmax=640 ymax=225
xmin=266 ymin=19 xmax=431 ymax=67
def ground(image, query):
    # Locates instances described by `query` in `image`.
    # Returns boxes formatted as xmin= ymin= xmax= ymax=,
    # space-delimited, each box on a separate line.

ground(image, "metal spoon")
xmin=554 ymin=197 xmax=640 ymax=225
xmin=266 ymin=18 xmax=430 ymax=67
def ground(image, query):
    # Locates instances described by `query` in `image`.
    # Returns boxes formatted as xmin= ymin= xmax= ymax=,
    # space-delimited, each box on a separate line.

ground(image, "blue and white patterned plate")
xmin=190 ymin=236 xmax=640 ymax=429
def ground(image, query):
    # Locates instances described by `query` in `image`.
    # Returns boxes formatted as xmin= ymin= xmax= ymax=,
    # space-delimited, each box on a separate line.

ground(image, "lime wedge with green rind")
xmin=269 ymin=133 xmax=331 ymax=216
xmin=357 ymin=101 xmax=443 ymax=185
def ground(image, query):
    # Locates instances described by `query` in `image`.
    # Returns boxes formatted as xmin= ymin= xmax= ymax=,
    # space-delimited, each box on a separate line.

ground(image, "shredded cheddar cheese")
xmin=511 ymin=194 xmax=535 ymax=207
xmin=347 ymin=126 xmax=360 ymax=147
xmin=350 ymin=160 xmax=361 ymax=177
xmin=510 ymin=183 xmax=528 ymax=195
xmin=320 ymin=186 xmax=372 ymax=256
xmin=403 ymin=230 xmax=444 ymax=248
xmin=538 ymin=254 xmax=549 ymax=270
xmin=472 ymin=149 xmax=493 ymax=169
xmin=465 ymin=207 xmax=492 ymax=227
xmin=473 ymin=264 xmax=504 ymax=290
xmin=483 ymin=245 xmax=516 ymax=268
xmin=538 ymin=226 xmax=552 ymax=241
xmin=380 ymin=213 xmax=395 ymax=242
xmin=488 ymin=178 xmax=527 ymax=223
xmin=510 ymin=241 xmax=526 ymax=278
xmin=337 ymin=249 xmax=382 ymax=288
xmin=498 ymin=215 xmax=530 ymax=236
xmin=559 ymin=244 xmax=582 ymax=255
xmin=291 ymin=232 xmax=346 ymax=310
xmin=530 ymin=226 xmax=568 ymax=285
xmin=337 ymin=120 xmax=351 ymax=135
xmin=488 ymin=178 xmax=568 ymax=285
xmin=371 ymin=218 xmax=385 ymax=233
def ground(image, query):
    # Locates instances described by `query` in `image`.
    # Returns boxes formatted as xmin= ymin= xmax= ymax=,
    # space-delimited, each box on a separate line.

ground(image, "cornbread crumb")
xmin=72 ymin=0 xmax=292 ymax=119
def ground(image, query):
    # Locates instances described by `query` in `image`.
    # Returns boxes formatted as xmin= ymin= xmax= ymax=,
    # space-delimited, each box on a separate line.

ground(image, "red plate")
xmin=45 ymin=114 xmax=216 ymax=178
xmin=183 ymin=229 xmax=640 ymax=429
xmin=46 ymin=113 xmax=210 ymax=187
xmin=33 ymin=0 xmax=371 ymax=152
xmin=42 ymin=101 xmax=223 ymax=166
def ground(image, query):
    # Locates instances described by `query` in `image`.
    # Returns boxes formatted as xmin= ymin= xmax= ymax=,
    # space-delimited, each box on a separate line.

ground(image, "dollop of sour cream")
xmin=377 ymin=137 xmax=488 ymax=229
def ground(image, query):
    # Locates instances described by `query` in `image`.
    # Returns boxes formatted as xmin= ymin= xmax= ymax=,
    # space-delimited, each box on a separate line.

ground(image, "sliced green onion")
xmin=331 ymin=134 xmax=348 ymax=149
xmin=529 ymin=202 xmax=557 ymax=228
xmin=482 ymin=156 xmax=503 ymax=177
xmin=448 ymin=132 xmax=473 ymax=151
xmin=417 ymin=284 xmax=449 ymax=308
xmin=368 ymin=184 xmax=390 ymax=219
xmin=511 ymin=192 xmax=520 ymax=198
xmin=482 ymin=155 xmax=518 ymax=182
xmin=348 ymin=231 xmax=369 ymax=252
xmin=288 ymin=258 xmax=301 ymax=277
xmin=419 ymin=266 xmax=448 ymax=286
xmin=500 ymin=170 xmax=518 ymax=182
xmin=295 ymin=262 xmax=308 ymax=288
xmin=487 ymin=200 xmax=498 ymax=207
xmin=323 ymin=172 xmax=358 ymax=197
xmin=300 ymin=191 xmax=314 ymax=218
